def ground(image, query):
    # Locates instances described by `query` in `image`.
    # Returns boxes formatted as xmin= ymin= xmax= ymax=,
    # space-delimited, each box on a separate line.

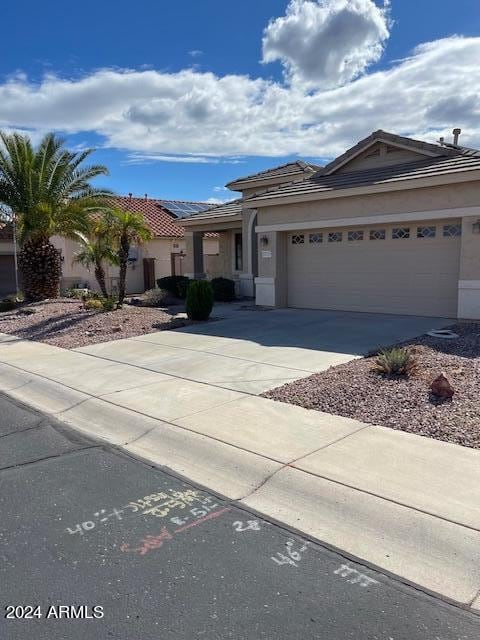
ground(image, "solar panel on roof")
xmin=160 ymin=200 xmax=209 ymax=218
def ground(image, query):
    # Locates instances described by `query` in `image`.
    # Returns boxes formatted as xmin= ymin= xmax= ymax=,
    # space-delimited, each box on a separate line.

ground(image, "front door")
xmin=171 ymin=252 xmax=185 ymax=276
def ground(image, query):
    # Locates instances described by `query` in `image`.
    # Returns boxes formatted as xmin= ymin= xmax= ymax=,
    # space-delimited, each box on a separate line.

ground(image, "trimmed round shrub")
xmin=210 ymin=277 xmax=235 ymax=302
xmin=186 ymin=280 xmax=214 ymax=321
xmin=156 ymin=276 xmax=190 ymax=298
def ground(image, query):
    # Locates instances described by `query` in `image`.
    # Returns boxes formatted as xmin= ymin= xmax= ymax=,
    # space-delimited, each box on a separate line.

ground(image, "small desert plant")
xmin=156 ymin=275 xmax=190 ymax=298
xmin=210 ymin=277 xmax=235 ymax=302
xmin=84 ymin=298 xmax=103 ymax=310
xmin=101 ymin=296 xmax=116 ymax=311
xmin=186 ymin=280 xmax=214 ymax=321
xmin=372 ymin=347 xmax=418 ymax=377
xmin=142 ymin=288 xmax=170 ymax=307
xmin=65 ymin=287 xmax=89 ymax=299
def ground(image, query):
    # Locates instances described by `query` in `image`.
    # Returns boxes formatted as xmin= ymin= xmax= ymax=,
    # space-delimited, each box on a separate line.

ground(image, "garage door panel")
xmin=287 ymin=222 xmax=460 ymax=317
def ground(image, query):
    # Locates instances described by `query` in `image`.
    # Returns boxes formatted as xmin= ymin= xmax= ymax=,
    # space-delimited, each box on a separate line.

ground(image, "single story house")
xmin=0 ymin=223 xmax=16 ymax=296
xmin=54 ymin=195 xmax=220 ymax=294
xmin=179 ymin=130 xmax=480 ymax=319
xmin=0 ymin=196 xmax=220 ymax=297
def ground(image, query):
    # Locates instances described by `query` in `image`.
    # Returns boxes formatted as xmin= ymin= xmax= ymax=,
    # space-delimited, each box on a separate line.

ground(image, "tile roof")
xmin=226 ymin=161 xmax=322 ymax=188
xmin=179 ymin=199 xmax=243 ymax=224
xmin=247 ymin=153 xmax=480 ymax=204
xmin=107 ymin=195 xmax=210 ymax=237
xmin=323 ymin=130 xmax=460 ymax=175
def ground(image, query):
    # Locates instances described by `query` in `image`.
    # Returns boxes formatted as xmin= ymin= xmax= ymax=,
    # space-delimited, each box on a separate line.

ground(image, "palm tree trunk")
xmin=18 ymin=236 xmax=62 ymax=301
xmin=94 ymin=261 xmax=108 ymax=298
xmin=117 ymin=237 xmax=130 ymax=306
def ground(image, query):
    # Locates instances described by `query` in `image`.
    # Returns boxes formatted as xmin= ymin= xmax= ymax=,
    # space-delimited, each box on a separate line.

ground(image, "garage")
xmin=0 ymin=255 xmax=16 ymax=296
xmin=287 ymin=220 xmax=461 ymax=318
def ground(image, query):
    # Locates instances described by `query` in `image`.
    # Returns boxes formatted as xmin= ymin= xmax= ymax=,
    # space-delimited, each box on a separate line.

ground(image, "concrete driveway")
xmin=75 ymin=305 xmax=450 ymax=395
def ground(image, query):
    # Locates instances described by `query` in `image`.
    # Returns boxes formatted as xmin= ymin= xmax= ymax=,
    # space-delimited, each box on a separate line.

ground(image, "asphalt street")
xmin=0 ymin=391 xmax=478 ymax=640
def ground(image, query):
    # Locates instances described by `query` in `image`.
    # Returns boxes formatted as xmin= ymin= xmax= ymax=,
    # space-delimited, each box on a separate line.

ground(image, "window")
xmin=392 ymin=227 xmax=410 ymax=239
xmin=369 ymin=229 xmax=386 ymax=240
xmin=309 ymin=233 xmax=323 ymax=244
xmin=328 ymin=232 xmax=342 ymax=243
xmin=443 ymin=224 xmax=461 ymax=237
xmin=291 ymin=234 xmax=305 ymax=245
xmin=234 ymin=232 xmax=243 ymax=270
xmin=348 ymin=230 xmax=364 ymax=241
xmin=417 ymin=226 xmax=436 ymax=238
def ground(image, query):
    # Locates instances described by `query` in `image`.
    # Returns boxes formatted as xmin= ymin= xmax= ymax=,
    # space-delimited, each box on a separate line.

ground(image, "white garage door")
xmin=287 ymin=221 xmax=461 ymax=317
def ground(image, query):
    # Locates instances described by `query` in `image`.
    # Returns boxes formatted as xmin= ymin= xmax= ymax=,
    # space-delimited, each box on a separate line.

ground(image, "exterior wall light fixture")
xmin=260 ymin=235 xmax=269 ymax=246
xmin=472 ymin=220 xmax=480 ymax=234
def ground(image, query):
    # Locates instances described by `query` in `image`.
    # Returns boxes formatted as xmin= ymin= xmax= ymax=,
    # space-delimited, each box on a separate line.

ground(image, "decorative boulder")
xmin=430 ymin=373 xmax=454 ymax=399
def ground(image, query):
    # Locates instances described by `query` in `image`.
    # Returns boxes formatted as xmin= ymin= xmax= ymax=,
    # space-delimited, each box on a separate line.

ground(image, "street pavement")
xmin=0 ymin=392 xmax=478 ymax=640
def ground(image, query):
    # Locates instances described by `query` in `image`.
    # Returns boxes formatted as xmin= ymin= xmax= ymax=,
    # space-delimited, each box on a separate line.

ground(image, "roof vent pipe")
xmin=453 ymin=128 xmax=461 ymax=145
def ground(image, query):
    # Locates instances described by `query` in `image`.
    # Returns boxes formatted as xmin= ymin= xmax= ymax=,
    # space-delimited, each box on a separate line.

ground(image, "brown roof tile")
xmin=248 ymin=153 xmax=480 ymax=204
xmin=107 ymin=195 xmax=211 ymax=238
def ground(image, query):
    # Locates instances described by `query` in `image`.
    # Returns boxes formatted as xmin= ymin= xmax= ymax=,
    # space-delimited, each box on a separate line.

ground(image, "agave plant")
xmin=372 ymin=347 xmax=418 ymax=377
xmin=0 ymin=131 xmax=110 ymax=300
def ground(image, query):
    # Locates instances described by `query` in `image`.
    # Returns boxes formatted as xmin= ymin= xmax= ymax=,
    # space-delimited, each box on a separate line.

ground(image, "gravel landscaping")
xmin=263 ymin=323 xmax=480 ymax=449
xmin=0 ymin=298 xmax=189 ymax=349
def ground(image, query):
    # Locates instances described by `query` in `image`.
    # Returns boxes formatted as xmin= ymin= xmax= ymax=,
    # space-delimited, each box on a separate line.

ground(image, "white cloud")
xmin=262 ymin=0 xmax=390 ymax=88
xmin=205 ymin=197 xmax=233 ymax=204
xmin=188 ymin=50 xmax=203 ymax=58
xmin=0 ymin=20 xmax=479 ymax=161
xmin=213 ymin=186 xmax=229 ymax=192
xmin=125 ymin=153 xmax=221 ymax=165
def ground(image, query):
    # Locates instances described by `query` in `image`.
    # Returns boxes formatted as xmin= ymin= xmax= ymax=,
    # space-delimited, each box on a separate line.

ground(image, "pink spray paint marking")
xmin=120 ymin=507 xmax=231 ymax=556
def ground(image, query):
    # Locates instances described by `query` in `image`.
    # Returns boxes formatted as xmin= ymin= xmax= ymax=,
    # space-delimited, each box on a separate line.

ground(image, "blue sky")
xmin=2 ymin=0 xmax=480 ymax=202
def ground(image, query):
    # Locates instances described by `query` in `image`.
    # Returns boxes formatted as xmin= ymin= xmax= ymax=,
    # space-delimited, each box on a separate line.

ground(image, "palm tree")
xmin=105 ymin=208 xmax=152 ymax=306
xmin=0 ymin=131 xmax=110 ymax=300
xmin=73 ymin=227 xmax=118 ymax=298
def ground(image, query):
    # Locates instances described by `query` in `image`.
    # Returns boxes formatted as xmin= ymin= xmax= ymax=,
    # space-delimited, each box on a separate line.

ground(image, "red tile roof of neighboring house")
xmin=107 ymin=195 xmax=213 ymax=238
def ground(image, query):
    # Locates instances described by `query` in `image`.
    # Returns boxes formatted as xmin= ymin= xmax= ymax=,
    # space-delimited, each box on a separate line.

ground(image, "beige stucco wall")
xmin=256 ymin=181 xmax=480 ymax=227
xmin=0 ymin=241 xmax=13 ymax=255
xmin=254 ymin=181 xmax=480 ymax=318
xmin=336 ymin=145 xmax=428 ymax=173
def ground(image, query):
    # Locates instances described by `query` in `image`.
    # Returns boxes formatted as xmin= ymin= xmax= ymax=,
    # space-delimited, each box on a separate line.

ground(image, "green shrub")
xmin=84 ymin=298 xmax=103 ymax=310
xmin=211 ymin=277 xmax=235 ymax=302
xmin=176 ymin=277 xmax=191 ymax=299
xmin=0 ymin=298 xmax=17 ymax=312
xmin=186 ymin=280 xmax=214 ymax=321
xmin=101 ymin=296 xmax=117 ymax=311
xmin=372 ymin=347 xmax=418 ymax=377
xmin=65 ymin=287 xmax=89 ymax=299
xmin=142 ymin=288 xmax=170 ymax=307
xmin=156 ymin=276 xmax=190 ymax=298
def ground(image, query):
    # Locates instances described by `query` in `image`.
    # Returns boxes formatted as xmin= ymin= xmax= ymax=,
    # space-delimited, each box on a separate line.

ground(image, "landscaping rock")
xmin=111 ymin=325 xmax=122 ymax=333
xmin=430 ymin=373 xmax=455 ymax=399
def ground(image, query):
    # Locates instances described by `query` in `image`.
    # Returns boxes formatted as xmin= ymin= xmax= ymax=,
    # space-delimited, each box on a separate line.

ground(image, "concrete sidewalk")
xmin=0 ymin=331 xmax=479 ymax=611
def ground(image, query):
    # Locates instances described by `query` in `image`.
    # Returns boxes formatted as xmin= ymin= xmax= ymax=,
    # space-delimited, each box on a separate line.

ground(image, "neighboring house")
xmin=0 ymin=223 xmax=16 ymax=296
xmin=179 ymin=130 xmax=480 ymax=319
xmin=53 ymin=195 xmax=220 ymax=294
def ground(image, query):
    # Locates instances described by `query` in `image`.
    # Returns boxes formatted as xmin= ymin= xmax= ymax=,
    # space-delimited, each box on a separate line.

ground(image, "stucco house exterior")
xmin=0 ymin=196 xmax=220 ymax=297
xmin=0 ymin=223 xmax=15 ymax=296
xmin=179 ymin=130 xmax=480 ymax=319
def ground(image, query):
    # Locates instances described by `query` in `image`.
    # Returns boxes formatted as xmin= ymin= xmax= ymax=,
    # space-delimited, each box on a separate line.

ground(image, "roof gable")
xmin=226 ymin=160 xmax=321 ymax=190
xmin=324 ymin=130 xmax=459 ymax=176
